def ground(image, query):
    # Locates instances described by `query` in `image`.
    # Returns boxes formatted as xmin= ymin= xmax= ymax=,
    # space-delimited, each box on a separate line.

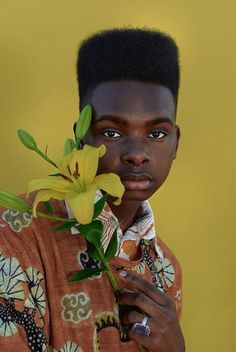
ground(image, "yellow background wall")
xmin=0 ymin=1 xmax=235 ymax=351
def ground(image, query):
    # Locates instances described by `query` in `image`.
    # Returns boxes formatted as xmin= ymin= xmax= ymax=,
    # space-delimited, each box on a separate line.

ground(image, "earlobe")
xmin=173 ymin=125 xmax=181 ymax=160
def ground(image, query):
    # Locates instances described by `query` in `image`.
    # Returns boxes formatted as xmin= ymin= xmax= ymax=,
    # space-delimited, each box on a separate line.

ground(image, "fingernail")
xmin=119 ymin=270 xmax=127 ymax=278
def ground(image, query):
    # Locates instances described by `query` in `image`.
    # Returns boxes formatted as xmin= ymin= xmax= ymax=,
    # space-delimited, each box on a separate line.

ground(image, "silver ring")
xmin=132 ymin=315 xmax=151 ymax=336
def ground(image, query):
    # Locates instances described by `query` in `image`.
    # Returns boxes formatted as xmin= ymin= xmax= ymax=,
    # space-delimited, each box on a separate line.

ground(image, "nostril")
xmin=122 ymin=153 xmax=150 ymax=166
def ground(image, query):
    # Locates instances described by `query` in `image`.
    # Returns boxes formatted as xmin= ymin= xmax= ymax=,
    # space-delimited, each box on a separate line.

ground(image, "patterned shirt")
xmin=66 ymin=194 xmax=162 ymax=261
xmin=0 ymin=197 xmax=182 ymax=352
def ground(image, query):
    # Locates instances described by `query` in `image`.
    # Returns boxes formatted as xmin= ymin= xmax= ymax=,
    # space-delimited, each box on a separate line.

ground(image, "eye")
xmin=102 ymin=130 xmax=122 ymax=138
xmin=148 ymin=130 xmax=167 ymax=139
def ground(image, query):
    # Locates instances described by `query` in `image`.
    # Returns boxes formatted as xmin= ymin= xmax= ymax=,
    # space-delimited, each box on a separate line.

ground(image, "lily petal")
xmin=57 ymin=149 xmax=77 ymax=177
xmin=28 ymin=177 xmax=77 ymax=195
xmin=32 ymin=190 xmax=66 ymax=217
xmin=93 ymin=173 xmax=125 ymax=205
xmin=74 ymin=145 xmax=106 ymax=187
xmin=67 ymin=185 xmax=97 ymax=224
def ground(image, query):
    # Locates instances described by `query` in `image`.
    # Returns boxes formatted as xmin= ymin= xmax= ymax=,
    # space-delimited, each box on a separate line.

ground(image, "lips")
xmin=121 ymin=173 xmax=152 ymax=191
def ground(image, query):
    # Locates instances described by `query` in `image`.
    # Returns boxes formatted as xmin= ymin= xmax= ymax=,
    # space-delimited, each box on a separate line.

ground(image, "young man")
xmin=0 ymin=28 xmax=184 ymax=351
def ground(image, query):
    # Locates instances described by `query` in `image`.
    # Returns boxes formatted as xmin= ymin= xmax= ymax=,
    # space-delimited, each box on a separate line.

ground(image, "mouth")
xmin=121 ymin=173 xmax=153 ymax=191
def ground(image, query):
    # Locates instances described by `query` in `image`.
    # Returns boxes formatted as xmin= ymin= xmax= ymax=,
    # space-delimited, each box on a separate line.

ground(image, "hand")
xmin=118 ymin=270 xmax=185 ymax=352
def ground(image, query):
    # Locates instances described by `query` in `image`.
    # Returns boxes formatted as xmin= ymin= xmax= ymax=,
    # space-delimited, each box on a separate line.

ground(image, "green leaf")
xmin=54 ymin=220 xmax=77 ymax=232
xmin=43 ymin=201 xmax=54 ymax=214
xmin=63 ymin=138 xmax=76 ymax=155
xmin=105 ymin=228 xmax=118 ymax=261
xmin=68 ymin=267 xmax=105 ymax=282
xmin=17 ymin=129 xmax=37 ymax=150
xmin=75 ymin=105 xmax=92 ymax=145
xmin=86 ymin=242 xmax=100 ymax=261
xmin=93 ymin=194 xmax=107 ymax=219
xmin=45 ymin=144 xmax=48 ymax=156
xmin=79 ymin=220 xmax=103 ymax=247
xmin=0 ymin=191 xmax=31 ymax=213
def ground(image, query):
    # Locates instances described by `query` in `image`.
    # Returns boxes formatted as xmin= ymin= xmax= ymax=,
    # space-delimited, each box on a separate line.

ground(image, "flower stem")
xmin=36 ymin=210 xmax=75 ymax=223
xmin=35 ymin=148 xmax=58 ymax=168
xmin=96 ymin=247 xmax=119 ymax=297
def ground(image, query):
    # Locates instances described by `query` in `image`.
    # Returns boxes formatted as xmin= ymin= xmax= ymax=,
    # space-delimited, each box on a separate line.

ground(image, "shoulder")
xmin=0 ymin=204 xmax=37 ymax=262
xmin=0 ymin=195 xmax=67 ymax=264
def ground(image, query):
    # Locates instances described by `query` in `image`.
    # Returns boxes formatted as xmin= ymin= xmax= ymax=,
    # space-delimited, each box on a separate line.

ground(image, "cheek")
xmin=153 ymin=148 xmax=175 ymax=181
xmin=97 ymin=153 xmax=117 ymax=174
xmin=162 ymin=139 xmax=177 ymax=163
xmin=83 ymin=134 xmax=98 ymax=147
xmin=160 ymin=151 xmax=175 ymax=170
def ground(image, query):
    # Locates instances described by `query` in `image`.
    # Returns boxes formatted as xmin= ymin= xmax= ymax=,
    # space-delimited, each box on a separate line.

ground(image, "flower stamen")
xmin=67 ymin=165 xmax=72 ymax=176
xmin=73 ymin=162 xmax=80 ymax=179
xmin=59 ymin=173 xmax=73 ymax=182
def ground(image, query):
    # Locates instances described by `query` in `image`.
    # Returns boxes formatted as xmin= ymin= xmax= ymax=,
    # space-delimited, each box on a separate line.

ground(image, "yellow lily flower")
xmin=28 ymin=145 xmax=124 ymax=224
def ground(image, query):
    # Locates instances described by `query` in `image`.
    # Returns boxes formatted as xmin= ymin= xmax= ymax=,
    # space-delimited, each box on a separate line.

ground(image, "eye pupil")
xmin=103 ymin=130 xmax=120 ymax=138
xmin=150 ymin=131 xmax=166 ymax=139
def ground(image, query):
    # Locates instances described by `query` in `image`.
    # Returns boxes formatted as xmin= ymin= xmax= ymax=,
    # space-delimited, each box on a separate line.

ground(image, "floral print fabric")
xmin=0 ymin=198 xmax=182 ymax=351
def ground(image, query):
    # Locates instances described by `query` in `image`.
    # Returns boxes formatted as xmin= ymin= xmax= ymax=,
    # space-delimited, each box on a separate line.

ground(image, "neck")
xmin=107 ymin=198 xmax=142 ymax=233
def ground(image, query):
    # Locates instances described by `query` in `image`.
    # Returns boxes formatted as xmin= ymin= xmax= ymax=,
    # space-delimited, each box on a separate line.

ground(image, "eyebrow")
xmin=145 ymin=117 xmax=174 ymax=127
xmin=93 ymin=115 xmax=173 ymax=127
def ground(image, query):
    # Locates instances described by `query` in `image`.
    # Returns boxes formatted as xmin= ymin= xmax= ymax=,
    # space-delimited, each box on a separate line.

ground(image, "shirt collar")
xmin=65 ymin=191 xmax=157 ymax=260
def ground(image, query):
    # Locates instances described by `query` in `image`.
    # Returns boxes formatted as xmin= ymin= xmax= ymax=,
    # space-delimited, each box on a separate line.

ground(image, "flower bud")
xmin=75 ymin=105 xmax=92 ymax=144
xmin=0 ymin=191 xmax=31 ymax=213
xmin=17 ymin=129 xmax=37 ymax=150
xmin=63 ymin=138 xmax=76 ymax=155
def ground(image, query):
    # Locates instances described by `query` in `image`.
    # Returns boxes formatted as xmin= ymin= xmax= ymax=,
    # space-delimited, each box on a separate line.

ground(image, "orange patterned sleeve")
xmin=156 ymin=236 xmax=183 ymax=318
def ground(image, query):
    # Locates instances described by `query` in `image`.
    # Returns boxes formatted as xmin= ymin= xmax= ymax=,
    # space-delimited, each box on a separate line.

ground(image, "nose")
xmin=121 ymin=141 xmax=150 ymax=166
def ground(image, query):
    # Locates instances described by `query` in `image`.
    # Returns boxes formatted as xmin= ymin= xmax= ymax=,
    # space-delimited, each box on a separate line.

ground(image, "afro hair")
xmin=77 ymin=28 xmax=180 ymax=105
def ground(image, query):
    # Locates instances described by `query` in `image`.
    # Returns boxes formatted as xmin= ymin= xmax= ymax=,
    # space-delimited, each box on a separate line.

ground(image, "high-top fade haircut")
xmin=76 ymin=28 xmax=180 ymax=108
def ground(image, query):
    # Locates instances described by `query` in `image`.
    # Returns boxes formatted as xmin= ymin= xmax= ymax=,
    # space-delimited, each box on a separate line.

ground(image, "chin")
xmin=122 ymin=189 xmax=155 ymax=202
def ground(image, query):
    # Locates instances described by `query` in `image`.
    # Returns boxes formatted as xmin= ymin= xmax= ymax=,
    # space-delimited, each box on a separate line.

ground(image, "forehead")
xmin=89 ymin=81 xmax=176 ymax=121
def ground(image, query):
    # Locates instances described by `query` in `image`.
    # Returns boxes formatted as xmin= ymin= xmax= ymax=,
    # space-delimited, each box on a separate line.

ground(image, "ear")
xmin=173 ymin=125 xmax=181 ymax=160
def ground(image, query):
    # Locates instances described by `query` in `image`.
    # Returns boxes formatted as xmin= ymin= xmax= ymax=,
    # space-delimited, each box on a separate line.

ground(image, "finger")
xmin=119 ymin=290 xmax=167 ymax=319
xmin=120 ymin=311 xmax=161 ymax=348
xmin=128 ymin=327 xmax=159 ymax=351
xmin=125 ymin=315 xmax=161 ymax=351
xmin=119 ymin=270 xmax=169 ymax=306
xmin=120 ymin=310 xmax=161 ymax=330
xmin=120 ymin=309 xmax=144 ymax=325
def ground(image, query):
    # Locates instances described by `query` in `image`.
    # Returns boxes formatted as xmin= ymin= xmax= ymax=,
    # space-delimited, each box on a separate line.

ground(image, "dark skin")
xmin=83 ymin=80 xmax=185 ymax=351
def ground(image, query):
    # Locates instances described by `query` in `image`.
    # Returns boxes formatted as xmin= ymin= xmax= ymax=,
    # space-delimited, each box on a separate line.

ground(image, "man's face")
xmin=83 ymin=81 xmax=180 ymax=202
